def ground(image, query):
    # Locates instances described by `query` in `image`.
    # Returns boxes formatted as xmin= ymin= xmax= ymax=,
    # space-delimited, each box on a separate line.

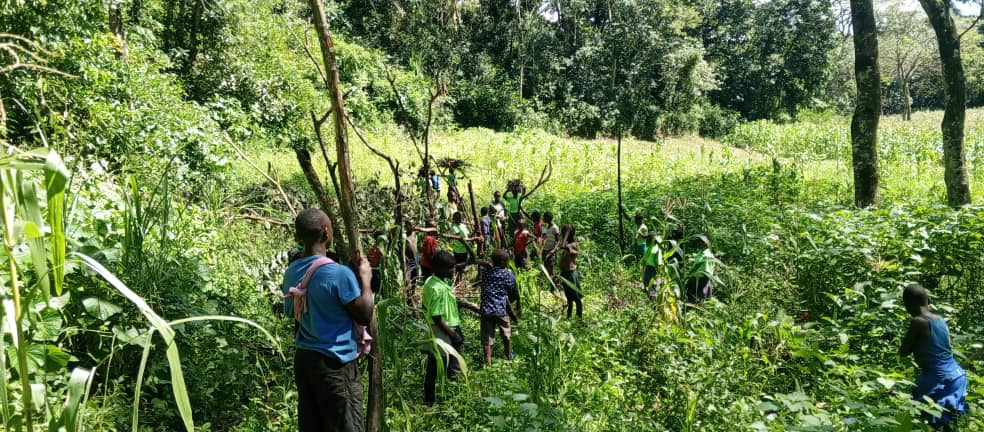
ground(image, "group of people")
xmin=279 ymin=200 xmax=968 ymax=430
xmin=631 ymin=213 xmax=715 ymax=305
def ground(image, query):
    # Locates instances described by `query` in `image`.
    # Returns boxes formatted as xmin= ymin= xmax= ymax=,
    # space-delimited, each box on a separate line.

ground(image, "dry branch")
xmin=224 ymin=133 xmax=296 ymax=215
xmin=521 ymin=161 xmax=553 ymax=201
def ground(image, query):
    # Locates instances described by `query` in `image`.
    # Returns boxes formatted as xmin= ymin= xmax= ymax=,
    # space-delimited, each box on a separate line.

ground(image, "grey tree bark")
xmin=849 ymin=0 xmax=882 ymax=208
xmin=918 ymin=0 xmax=972 ymax=206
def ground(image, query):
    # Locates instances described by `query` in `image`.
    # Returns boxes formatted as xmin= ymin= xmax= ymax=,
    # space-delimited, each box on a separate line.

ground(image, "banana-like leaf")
xmin=51 ymin=367 xmax=95 ymax=432
xmin=45 ymin=155 xmax=66 ymax=296
xmin=0 ymin=297 xmax=9 ymax=427
xmin=433 ymin=338 xmax=468 ymax=378
xmin=17 ymin=176 xmax=51 ymax=301
xmin=74 ymin=253 xmax=195 ymax=432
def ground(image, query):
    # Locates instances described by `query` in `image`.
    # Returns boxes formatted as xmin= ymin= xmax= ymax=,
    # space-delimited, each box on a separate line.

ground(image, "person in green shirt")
xmin=633 ymin=213 xmax=649 ymax=258
xmin=450 ymin=212 xmax=471 ymax=281
xmin=421 ymin=251 xmax=463 ymax=405
xmin=684 ymin=236 xmax=715 ymax=304
xmin=445 ymin=168 xmax=461 ymax=204
xmin=503 ymin=186 xmax=524 ymax=234
xmin=642 ymin=232 xmax=662 ymax=293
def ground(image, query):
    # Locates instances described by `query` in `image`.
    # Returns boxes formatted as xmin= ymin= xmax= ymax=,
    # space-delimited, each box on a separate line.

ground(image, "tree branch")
xmin=383 ymin=66 xmax=425 ymax=161
xmin=521 ymin=160 xmax=553 ymax=201
xmin=958 ymin=1 xmax=983 ymax=40
xmin=281 ymin=16 xmax=328 ymax=86
xmin=224 ymin=133 xmax=296 ymax=215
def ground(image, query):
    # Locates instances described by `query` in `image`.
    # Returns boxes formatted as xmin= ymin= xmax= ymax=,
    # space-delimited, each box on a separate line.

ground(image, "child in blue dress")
xmin=899 ymin=284 xmax=968 ymax=430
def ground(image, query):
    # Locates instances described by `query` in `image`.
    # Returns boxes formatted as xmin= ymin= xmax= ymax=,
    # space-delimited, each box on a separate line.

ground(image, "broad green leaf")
xmin=82 ymin=297 xmax=122 ymax=320
xmin=877 ymin=377 xmax=896 ymax=390
xmin=44 ymin=344 xmax=72 ymax=372
xmin=34 ymin=308 xmax=62 ymax=342
xmin=433 ymin=338 xmax=468 ymax=379
xmin=113 ymin=326 xmax=150 ymax=348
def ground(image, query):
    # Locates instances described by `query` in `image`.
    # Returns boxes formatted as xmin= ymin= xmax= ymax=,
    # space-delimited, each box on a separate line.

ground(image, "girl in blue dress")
xmin=900 ymin=284 xmax=968 ymax=430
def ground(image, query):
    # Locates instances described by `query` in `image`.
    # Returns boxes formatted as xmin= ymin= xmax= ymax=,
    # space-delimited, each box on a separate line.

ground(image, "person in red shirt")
xmin=513 ymin=217 xmax=532 ymax=269
xmin=367 ymin=231 xmax=385 ymax=293
xmin=419 ymin=219 xmax=440 ymax=279
xmin=531 ymin=211 xmax=544 ymax=240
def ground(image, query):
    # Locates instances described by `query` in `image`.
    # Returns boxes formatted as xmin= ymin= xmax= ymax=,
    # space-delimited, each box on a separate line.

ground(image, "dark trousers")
xmin=424 ymin=327 xmax=463 ymax=405
xmin=686 ymin=277 xmax=713 ymax=304
xmin=643 ymin=265 xmax=657 ymax=290
xmin=295 ymin=349 xmax=363 ymax=432
xmin=370 ymin=268 xmax=381 ymax=294
xmin=560 ymin=270 xmax=583 ymax=318
xmin=515 ymin=249 xmax=529 ymax=269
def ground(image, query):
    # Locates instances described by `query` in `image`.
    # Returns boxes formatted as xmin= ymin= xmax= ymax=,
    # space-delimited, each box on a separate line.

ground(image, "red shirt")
xmin=514 ymin=229 xmax=532 ymax=255
xmin=533 ymin=221 xmax=544 ymax=239
xmin=420 ymin=234 xmax=438 ymax=268
xmin=367 ymin=245 xmax=383 ymax=268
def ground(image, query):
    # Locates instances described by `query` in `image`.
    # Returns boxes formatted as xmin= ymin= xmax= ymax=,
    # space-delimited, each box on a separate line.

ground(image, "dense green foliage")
xmin=1 ymin=0 xmax=983 ymax=431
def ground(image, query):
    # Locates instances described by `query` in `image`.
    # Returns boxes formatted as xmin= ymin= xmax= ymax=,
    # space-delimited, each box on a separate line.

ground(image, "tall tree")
xmin=918 ymin=0 xmax=972 ymax=206
xmin=849 ymin=0 xmax=882 ymax=207
xmin=307 ymin=0 xmax=384 ymax=430
xmin=702 ymin=0 xmax=838 ymax=120
xmin=878 ymin=1 xmax=936 ymax=120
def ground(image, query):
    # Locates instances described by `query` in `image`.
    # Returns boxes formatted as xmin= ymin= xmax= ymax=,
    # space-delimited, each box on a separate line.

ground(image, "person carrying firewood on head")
xmin=503 ymin=179 xmax=525 ymax=236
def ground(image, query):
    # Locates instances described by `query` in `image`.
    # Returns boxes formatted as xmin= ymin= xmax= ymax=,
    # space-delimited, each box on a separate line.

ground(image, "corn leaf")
xmin=52 ymin=367 xmax=94 ymax=432
xmin=17 ymin=176 xmax=51 ymax=301
xmin=74 ymin=253 xmax=195 ymax=432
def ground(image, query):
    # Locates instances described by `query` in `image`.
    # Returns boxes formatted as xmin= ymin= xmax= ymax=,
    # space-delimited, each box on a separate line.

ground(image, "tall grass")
xmin=0 ymin=148 xmax=281 ymax=431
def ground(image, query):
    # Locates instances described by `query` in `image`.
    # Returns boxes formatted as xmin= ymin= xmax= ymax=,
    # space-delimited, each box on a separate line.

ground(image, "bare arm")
xmin=899 ymin=317 xmax=930 ymax=357
xmin=344 ymin=258 xmax=375 ymax=325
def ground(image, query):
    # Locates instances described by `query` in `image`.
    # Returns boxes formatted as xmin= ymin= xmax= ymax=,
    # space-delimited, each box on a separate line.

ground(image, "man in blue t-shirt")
xmin=282 ymin=208 xmax=373 ymax=432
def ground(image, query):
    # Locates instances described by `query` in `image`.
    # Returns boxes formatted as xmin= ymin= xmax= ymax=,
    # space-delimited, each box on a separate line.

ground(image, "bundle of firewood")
xmin=437 ymin=157 xmax=468 ymax=170
xmin=507 ymin=178 xmax=525 ymax=192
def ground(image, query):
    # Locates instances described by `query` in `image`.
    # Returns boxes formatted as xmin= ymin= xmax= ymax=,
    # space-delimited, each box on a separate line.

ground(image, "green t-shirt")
xmin=635 ymin=224 xmax=649 ymax=246
xmin=451 ymin=223 xmax=470 ymax=254
xmin=504 ymin=191 xmax=521 ymax=214
xmin=687 ymin=249 xmax=715 ymax=279
xmin=446 ymin=172 xmax=458 ymax=187
xmin=643 ymin=241 xmax=662 ymax=267
xmin=422 ymin=275 xmax=461 ymax=328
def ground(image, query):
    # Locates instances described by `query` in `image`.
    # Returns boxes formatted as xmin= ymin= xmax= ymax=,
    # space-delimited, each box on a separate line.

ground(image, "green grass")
xmin=220 ymin=111 xmax=983 ymax=431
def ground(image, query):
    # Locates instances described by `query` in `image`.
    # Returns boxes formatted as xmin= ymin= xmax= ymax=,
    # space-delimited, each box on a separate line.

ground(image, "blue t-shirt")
xmin=480 ymin=267 xmax=517 ymax=317
xmin=282 ymin=255 xmax=361 ymax=363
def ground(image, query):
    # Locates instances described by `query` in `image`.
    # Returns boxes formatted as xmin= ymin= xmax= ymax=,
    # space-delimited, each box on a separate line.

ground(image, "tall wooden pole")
xmin=616 ymin=133 xmax=625 ymax=255
xmin=306 ymin=0 xmax=383 ymax=430
xmin=468 ymin=181 xmax=483 ymax=254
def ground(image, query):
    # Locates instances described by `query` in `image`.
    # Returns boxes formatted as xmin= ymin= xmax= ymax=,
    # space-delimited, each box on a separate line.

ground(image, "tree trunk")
xmin=294 ymin=146 xmax=347 ymax=257
xmin=896 ymin=54 xmax=911 ymax=121
xmin=306 ymin=0 xmax=384 ymax=430
xmin=902 ymin=77 xmax=912 ymax=121
xmin=849 ymin=0 xmax=882 ymax=208
xmin=109 ymin=0 xmax=129 ymax=59
xmin=919 ymin=0 xmax=971 ymax=206
xmin=616 ymin=133 xmax=624 ymax=254
xmin=185 ymin=0 xmax=204 ymax=74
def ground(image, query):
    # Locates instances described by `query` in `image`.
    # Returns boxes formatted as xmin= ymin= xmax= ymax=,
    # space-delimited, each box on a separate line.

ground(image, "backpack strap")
xmin=288 ymin=256 xmax=335 ymax=321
